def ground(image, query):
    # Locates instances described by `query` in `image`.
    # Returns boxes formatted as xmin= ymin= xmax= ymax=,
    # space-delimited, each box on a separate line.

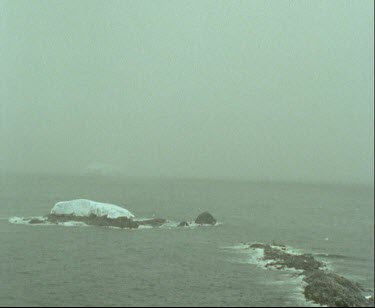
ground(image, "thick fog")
xmin=1 ymin=1 xmax=373 ymax=184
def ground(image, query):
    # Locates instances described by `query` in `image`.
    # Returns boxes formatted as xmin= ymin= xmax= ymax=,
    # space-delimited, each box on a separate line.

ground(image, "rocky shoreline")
xmin=14 ymin=211 xmax=218 ymax=229
xmin=248 ymin=243 xmax=374 ymax=307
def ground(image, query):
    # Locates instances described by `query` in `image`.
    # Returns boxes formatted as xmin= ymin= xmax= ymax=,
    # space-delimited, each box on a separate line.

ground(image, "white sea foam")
xmin=138 ymin=225 xmax=154 ymax=229
xmin=221 ymin=243 xmax=303 ymax=268
xmin=248 ymin=248 xmax=274 ymax=268
xmin=8 ymin=216 xmax=55 ymax=226
xmin=283 ymin=277 xmax=325 ymax=307
xmin=8 ymin=216 xmax=28 ymax=224
xmin=57 ymin=221 xmax=89 ymax=227
xmin=220 ymin=244 xmax=274 ymax=267
xmin=188 ymin=221 xmax=223 ymax=228
xmin=141 ymin=220 xmax=222 ymax=229
xmin=160 ymin=221 xmax=179 ymax=228
xmin=8 ymin=216 xmax=48 ymax=225
xmin=269 ymin=244 xmax=303 ymax=256
xmin=222 ymin=243 xmax=326 ymax=307
xmin=51 ymin=199 xmax=135 ymax=219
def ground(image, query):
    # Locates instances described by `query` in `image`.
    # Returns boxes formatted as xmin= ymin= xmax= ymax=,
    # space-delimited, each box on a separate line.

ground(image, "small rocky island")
xmin=195 ymin=211 xmax=217 ymax=225
xmin=247 ymin=243 xmax=374 ymax=307
xmin=13 ymin=199 xmax=217 ymax=229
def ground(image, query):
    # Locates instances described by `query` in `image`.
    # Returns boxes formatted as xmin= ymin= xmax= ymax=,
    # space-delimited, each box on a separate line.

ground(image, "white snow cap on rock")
xmin=51 ymin=199 xmax=135 ymax=219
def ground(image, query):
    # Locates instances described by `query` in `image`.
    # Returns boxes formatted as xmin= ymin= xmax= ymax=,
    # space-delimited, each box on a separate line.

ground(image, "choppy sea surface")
xmin=0 ymin=173 xmax=373 ymax=307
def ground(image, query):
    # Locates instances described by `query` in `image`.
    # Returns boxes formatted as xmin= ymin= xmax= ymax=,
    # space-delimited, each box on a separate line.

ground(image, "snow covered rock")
xmin=10 ymin=199 xmax=218 ymax=230
xmin=51 ymin=199 xmax=135 ymax=219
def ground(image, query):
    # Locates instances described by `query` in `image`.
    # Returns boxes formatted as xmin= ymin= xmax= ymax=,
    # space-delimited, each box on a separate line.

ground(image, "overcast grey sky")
xmin=1 ymin=0 xmax=373 ymax=183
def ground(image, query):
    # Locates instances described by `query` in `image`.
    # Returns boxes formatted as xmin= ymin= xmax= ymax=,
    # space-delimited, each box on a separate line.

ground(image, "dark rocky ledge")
xmin=46 ymin=213 xmax=139 ymax=229
xmin=21 ymin=212 xmax=217 ymax=230
xmin=45 ymin=215 xmax=168 ymax=228
xmin=195 ymin=212 xmax=217 ymax=225
xmin=248 ymin=243 xmax=373 ymax=307
xmin=15 ymin=212 xmax=216 ymax=229
xmin=29 ymin=218 xmax=46 ymax=224
xmin=178 ymin=221 xmax=189 ymax=227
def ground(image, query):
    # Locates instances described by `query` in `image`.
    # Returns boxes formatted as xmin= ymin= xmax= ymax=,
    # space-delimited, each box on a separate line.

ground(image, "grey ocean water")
xmin=0 ymin=173 xmax=373 ymax=307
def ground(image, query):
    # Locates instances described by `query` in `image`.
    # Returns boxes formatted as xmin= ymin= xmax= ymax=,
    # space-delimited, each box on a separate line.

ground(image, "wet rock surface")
xmin=17 ymin=213 xmax=219 ymax=229
xmin=263 ymin=245 xmax=322 ymax=271
xmin=303 ymin=270 xmax=370 ymax=307
xmin=12 ymin=208 xmax=218 ymax=230
xmin=46 ymin=215 xmax=171 ymax=228
xmin=195 ymin=212 xmax=217 ymax=225
xmin=249 ymin=243 xmax=373 ymax=307
xmin=28 ymin=218 xmax=45 ymax=224
xmin=46 ymin=213 xmax=139 ymax=229
xmin=177 ymin=221 xmax=189 ymax=227
xmin=367 ymin=296 xmax=374 ymax=307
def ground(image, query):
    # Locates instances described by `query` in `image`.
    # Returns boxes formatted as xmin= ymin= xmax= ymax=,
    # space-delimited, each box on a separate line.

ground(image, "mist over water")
xmin=1 ymin=0 xmax=373 ymax=184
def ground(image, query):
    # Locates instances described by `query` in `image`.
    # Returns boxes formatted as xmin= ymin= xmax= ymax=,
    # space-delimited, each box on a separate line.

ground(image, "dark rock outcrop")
xmin=265 ymin=247 xmax=322 ymax=272
xmin=366 ymin=296 xmax=374 ymax=307
xmin=178 ymin=221 xmax=189 ymax=227
xmin=14 ymin=208 xmax=218 ymax=230
xmin=250 ymin=243 xmax=323 ymax=271
xmin=303 ymin=270 xmax=371 ymax=307
xmin=249 ymin=243 xmax=268 ymax=249
xmin=28 ymin=214 xmax=171 ymax=229
xmin=195 ymin=212 xmax=217 ymax=225
xmin=29 ymin=218 xmax=45 ymax=224
xmin=46 ymin=213 xmax=139 ymax=229
xmin=248 ymin=243 xmax=372 ymax=307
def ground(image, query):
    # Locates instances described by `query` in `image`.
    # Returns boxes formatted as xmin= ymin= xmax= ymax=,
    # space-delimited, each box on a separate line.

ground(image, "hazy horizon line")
xmin=1 ymin=169 xmax=373 ymax=187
